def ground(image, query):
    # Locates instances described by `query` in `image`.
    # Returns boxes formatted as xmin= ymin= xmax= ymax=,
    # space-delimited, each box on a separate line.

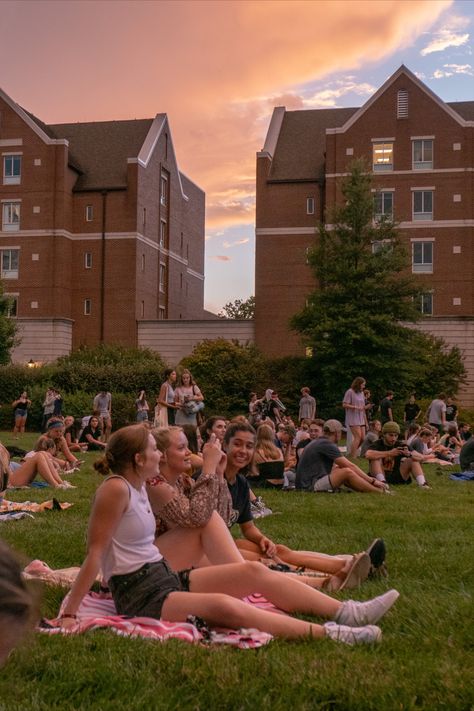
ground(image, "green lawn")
xmin=0 ymin=431 xmax=473 ymax=711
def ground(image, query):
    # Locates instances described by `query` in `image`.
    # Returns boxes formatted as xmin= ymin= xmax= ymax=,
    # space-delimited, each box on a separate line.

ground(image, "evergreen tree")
xmin=0 ymin=283 xmax=17 ymax=365
xmin=291 ymin=160 xmax=465 ymax=400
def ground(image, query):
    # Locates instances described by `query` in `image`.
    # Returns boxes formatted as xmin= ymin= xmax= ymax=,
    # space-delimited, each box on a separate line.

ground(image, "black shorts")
xmin=385 ymin=469 xmax=411 ymax=486
xmin=109 ymin=560 xmax=191 ymax=619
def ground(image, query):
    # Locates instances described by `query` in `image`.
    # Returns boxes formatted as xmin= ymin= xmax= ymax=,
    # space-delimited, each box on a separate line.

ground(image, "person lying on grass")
xmin=0 ymin=441 xmax=75 ymax=490
xmin=59 ymin=424 xmax=398 ymax=645
xmin=147 ymin=425 xmax=386 ymax=590
xmin=0 ymin=540 xmax=37 ymax=668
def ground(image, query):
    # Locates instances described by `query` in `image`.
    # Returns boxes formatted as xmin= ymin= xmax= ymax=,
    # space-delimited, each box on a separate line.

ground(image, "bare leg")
xmin=9 ymin=453 xmax=64 ymax=488
xmin=350 ymin=426 xmax=363 ymax=458
xmin=235 ymin=539 xmax=347 ymax=575
xmin=156 ymin=511 xmax=245 ymax=569
xmin=331 ymin=467 xmax=384 ymax=493
xmin=162 ymin=590 xmax=325 ymax=639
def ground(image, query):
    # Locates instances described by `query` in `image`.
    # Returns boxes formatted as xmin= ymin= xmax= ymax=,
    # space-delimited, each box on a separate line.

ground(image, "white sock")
xmin=416 ymin=474 xmax=426 ymax=487
xmin=375 ymin=473 xmax=386 ymax=482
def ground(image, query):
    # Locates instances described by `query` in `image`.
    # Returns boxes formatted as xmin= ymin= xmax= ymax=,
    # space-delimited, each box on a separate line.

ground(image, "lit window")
xmin=3 ymin=155 xmax=21 ymax=185
xmin=159 ymin=263 xmax=166 ymax=292
xmin=160 ymin=220 xmax=167 ymax=247
xmin=413 ymin=191 xmax=433 ymax=221
xmin=397 ymin=90 xmax=408 ymax=119
xmin=1 ymin=249 xmax=19 ymax=278
xmin=412 ymin=241 xmax=433 ymax=273
xmin=373 ymin=191 xmax=393 ymax=220
xmin=305 ymin=347 xmax=313 ymax=358
xmin=2 ymin=202 xmax=20 ymax=231
xmin=84 ymin=252 xmax=92 ymax=269
xmin=84 ymin=299 xmax=91 ymax=315
xmin=413 ymin=140 xmax=433 ymax=170
xmin=4 ymin=294 xmax=18 ymax=317
xmin=306 ymin=197 xmax=315 ymax=215
xmin=85 ymin=205 xmax=94 ymax=222
xmin=373 ymin=143 xmax=393 ymax=171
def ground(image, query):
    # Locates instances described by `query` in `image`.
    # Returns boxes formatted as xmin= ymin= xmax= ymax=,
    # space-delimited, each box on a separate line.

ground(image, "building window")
xmin=3 ymin=155 xmax=21 ymax=185
xmin=85 ymin=205 xmax=94 ymax=222
xmin=180 ymin=232 xmax=184 ymax=251
xmin=412 ymin=241 xmax=433 ymax=273
xmin=140 ymin=300 xmax=145 ymax=317
xmin=306 ymin=197 xmax=315 ymax=215
xmin=413 ymin=140 xmax=433 ymax=170
xmin=160 ymin=174 xmax=168 ymax=206
xmin=160 ymin=220 xmax=167 ymax=247
xmin=142 ymin=207 xmax=146 ymax=228
xmin=180 ymin=272 xmax=183 ymax=289
xmin=372 ymin=143 xmax=393 ymax=171
xmin=141 ymin=253 xmax=145 ymax=272
xmin=2 ymin=202 xmax=20 ymax=231
xmin=4 ymin=294 xmax=18 ymax=317
xmin=373 ymin=191 xmax=393 ymax=220
xmin=371 ymin=240 xmax=393 ymax=254
xmin=413 ymin=191 xmax=433 ymax=221
xmin=84 ymin=299 xmax=91 ymax=315
xmin=1 ymin=249 xmax=19 ymax=279
xmin=84 ymin=252 xmax=92 ymax=269
xmin=159 ymin=263 xmax=166 ymax=292
xmin=419 ymin=293 xmax=433 ymax=315
xmin=159 ymin=306 xmax=165 ymax=320
xmin=397 ymin=89 xmax=408 ymax=118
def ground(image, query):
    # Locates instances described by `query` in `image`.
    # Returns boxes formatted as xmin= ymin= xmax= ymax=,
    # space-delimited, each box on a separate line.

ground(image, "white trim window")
xmin=306 ymin=197 xmax=315 ymax=215
xmin=371 ymin=239 xmax=393 ymax=254
xmin=84 ymin=299 xmax=91 ymax=315
xmin=85 ymin=205 xmax=94 ymax=222
xmin=84 ymin=252 xmax=92 ymax=269
xmin=159 ymin=263 xmax=166 ymax=293
xmin=2 ymin=202 xmax=20 ymax=231
xmin=372 ymin=142 xmax=393 ymax=171
xmin=412 ymin=241 xmax=433 ymax=273
xmin=413 ymin=140 xmax=433 ymax=170
xmin=158 ymin=306 xmax=166 ymax=320
xmin=3 ymin=154 xmax=21 ymax=185
xmin=373 ymin=191 xmax=393 ymax=221
xmin=160 ymin=220 xmax=167 ymax=247
xmin=419 ymin=293 xmax=433 ymax=315
xmin=160 ymin=174 xmax=168 ymax=206
xmin=1 ymin=249 xmax=20 ymax=279
xmin=413 ymin=191 xmax=433 ymax=221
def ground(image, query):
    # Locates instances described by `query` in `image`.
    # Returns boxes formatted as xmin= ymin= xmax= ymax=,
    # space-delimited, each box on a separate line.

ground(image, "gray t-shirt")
xmin=360 ymin=431 xmax=379 ymax=457
xmin=296 ymin=437 xmax=341 ymax=491
xmin=428 ymin=399 xmax=446 ymax=425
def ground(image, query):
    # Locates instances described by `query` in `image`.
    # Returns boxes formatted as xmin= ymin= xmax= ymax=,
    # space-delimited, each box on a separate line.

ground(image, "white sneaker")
xmin=324 ymin=621 xmax=382 ymax=645
xmin=336 ymin=589 xmax=399 ymax=626
xmin=59 ymin=481 xmax=77 ymax=489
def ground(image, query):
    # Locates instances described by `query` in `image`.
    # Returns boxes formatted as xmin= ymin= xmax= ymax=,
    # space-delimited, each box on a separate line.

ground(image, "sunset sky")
xmin=1 ymin=0 xmax=473 ymax=312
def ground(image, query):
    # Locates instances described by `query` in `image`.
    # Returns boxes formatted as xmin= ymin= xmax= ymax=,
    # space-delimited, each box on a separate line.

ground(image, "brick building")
xmin=0 ymin=87 xmax=205 ymax=361
xmin=255 ymin=65 xmax=474 ymax=363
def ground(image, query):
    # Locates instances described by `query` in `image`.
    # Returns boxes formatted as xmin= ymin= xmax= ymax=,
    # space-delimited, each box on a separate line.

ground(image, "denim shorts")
xmin=109 ymin=560 xmax=191 ymax=619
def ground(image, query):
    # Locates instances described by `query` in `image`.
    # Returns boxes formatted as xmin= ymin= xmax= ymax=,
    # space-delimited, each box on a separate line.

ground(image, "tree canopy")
xmin=218 ymin=296 xmax=255 ymax=319
xmin=291 ymin=160 xmax=466 ymax=399
xmin=0 ymin=283 xmax=18 ymax=365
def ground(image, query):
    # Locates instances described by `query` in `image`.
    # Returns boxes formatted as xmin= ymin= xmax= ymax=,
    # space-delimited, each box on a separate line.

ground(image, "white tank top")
xmin=101 ymin=475 xmax=162 ymax=582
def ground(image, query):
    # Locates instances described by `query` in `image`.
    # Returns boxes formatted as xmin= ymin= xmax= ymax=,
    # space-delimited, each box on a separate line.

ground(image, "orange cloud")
xmin=1 ymin=0 xmax=452 ymax=232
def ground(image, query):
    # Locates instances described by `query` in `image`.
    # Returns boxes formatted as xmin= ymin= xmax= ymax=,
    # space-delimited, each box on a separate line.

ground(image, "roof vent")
xmin=397 ymin=89 xmax=408 ymax=119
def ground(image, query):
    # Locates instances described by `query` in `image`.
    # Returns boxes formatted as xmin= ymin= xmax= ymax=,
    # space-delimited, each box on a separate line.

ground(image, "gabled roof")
xmin=268 ymin=107 xmax=357 ymax=181
xmin=448 ymin=101 xmax=474 ymax=122
xmin=49 ymin=119 xmax=154 ymax=190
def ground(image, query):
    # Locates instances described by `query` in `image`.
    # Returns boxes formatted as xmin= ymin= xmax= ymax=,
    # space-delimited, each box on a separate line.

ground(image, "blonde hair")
xmin=151 ymin=426 xmax=183 ymax=454
xmin=255 ymin=424 xmax=281 ymax=462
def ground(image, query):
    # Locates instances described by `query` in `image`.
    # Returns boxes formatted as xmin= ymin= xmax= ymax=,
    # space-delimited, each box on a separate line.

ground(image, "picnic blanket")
xmin=449 ymin=471 xmax=474 ymax=481
xmin=40 ymin=591 xmax=273 ymax=649
xmin=0 ymin=511 xmax=35 ymax=523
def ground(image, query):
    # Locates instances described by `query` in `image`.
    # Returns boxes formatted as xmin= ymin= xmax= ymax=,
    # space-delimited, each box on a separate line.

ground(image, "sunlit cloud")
xmin=433 ymin=62 xmax=473 ymax=78
xmin=303 ymin=81 xmax=376 ymax=108
xmin=208 ymin=255 xmax=231 ymax=262
xmin=421 ymin=14 xmax=470 ymax=55
xmin=223 ymin=238 xmax=250 ymax=249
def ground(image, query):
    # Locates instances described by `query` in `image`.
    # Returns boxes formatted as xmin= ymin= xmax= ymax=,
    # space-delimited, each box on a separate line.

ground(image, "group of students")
xmin=1 ymin=414 xmax=404 ymax=665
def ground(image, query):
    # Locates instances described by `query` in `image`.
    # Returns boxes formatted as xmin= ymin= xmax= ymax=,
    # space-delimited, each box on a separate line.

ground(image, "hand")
xmin=372 ymin=478 xmax=388 ymax=491
xmin=58 ymin=615 xmax=78 ymax=631
xmin=216 ymin=452 xmax=227 ymax=478
xmin=202 ymin=434 xmax=223 ymax=473
xmin=260 ymin=536 xmax=277 ymax=558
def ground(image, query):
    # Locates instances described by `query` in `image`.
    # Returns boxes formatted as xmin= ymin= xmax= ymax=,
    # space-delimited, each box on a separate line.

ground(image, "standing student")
xmin=342 ymin=377 xmax=367 ymax=458
xmin=93 ymin=390 xmax=112 ymax=442
xmin=12 ymin=391 xmax=31 ymax=438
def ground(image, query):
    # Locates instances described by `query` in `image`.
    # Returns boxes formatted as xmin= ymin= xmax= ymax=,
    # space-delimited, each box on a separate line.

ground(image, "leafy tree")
xmin=0 ymin=282 xmax=18 ymax=365
xmin=218 ymin=296 xmax=255 ymax=319
xmin=291 ymin=159 xmax=466 ymax=401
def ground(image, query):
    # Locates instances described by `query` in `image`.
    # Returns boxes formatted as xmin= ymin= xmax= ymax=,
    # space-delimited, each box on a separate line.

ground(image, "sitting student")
xmin=61 ymin=424 xmax=398 ymax=645
xmin=365 ymin=422 xmax=430 ymax=489
xmin=360 ymin=420 xmax=382 ymax=457
xmin=406 ymin=422 xmax=421 ymax=447
xmin=459 ymin=435 xmax=474 ymax=471
xmin=445 ymin=396 xmax=458 ymax=424
xmin=0 ymin=540 xmax=37 ymax=667
xmin=408 ymin=428 xmax=439 ymax=463
xmin=64 ymin=416 xmax=87 ymax=453
xmin=439 ymin=424 xmax=463 ymax=457
xmin=79 ymin=415 xmax=106 ymax=451
xmin=296 ymin=420 xmax=388 ymax=494
xmin=250 ymin=423 xmax=284 ymax=487
xmin=0 ymin=441 xmax=74 ymax=489
xmin=295 ymin=419 xmax=324 ymax=464
xmin=45 ymin=417 xmax=81 ymax=467
xmin=276 ymin=424 xmax=297 ymax=490
xmin=459 ymin=422 xmax=472 ymax=442
xmin=25 ymin=435 xmax=76 ymax=474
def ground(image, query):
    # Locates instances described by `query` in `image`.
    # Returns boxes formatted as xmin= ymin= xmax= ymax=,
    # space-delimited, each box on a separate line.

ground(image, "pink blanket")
xmin=41 ymin=591 xmax=273 ymax=649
